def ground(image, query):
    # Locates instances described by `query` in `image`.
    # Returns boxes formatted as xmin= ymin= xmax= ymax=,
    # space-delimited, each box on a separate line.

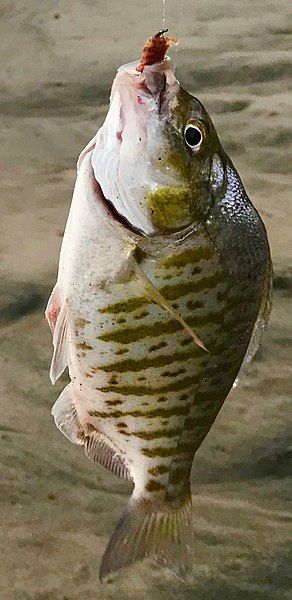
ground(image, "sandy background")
xmin=0 ymin=1 xmax=291 ymax=598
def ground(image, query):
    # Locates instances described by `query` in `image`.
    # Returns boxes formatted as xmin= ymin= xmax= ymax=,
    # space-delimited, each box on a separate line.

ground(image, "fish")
xmin=46 ymin=30 xmax=272 ymax=582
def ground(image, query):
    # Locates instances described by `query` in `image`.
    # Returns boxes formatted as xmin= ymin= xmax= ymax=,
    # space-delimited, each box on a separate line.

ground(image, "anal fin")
xmin=51 ymin=384 xmax=131 ymax=480
xmin=84 ymin=430 xmax=131 ymax=480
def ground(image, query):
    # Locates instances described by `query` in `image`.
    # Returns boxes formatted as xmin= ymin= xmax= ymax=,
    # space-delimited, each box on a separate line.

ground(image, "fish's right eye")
xmin=184 ymin=124 xmax=203 ymax=150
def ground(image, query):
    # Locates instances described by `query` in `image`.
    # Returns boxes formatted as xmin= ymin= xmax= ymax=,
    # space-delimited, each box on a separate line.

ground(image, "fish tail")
xmin=99 ymin=490 xmax=193 ymax=582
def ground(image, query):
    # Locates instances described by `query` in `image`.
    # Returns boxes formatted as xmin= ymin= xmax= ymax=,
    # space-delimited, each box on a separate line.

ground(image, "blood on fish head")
xmin=92 ymin=32 xmax=228 ymax=237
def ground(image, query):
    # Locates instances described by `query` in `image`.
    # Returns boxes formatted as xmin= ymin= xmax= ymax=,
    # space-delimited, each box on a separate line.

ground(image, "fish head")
xmin=92 ymin=55 xmax=226 ymax=237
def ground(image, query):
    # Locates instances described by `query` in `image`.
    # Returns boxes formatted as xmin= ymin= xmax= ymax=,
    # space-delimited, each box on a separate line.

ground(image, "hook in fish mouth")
xmin=156 ymin=28 xmax=169 ymax=37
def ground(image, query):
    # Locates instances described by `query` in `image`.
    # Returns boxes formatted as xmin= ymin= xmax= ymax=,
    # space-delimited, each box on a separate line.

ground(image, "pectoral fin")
xmin=50 ymin=300 xmax=70 ymax=384
xmin=130 ymin=261 xmax=209 ymax=353
xmin=105 ymin=243 xmax=208 ymax=352
xmin=45 ymin=285 xmax=62 ymax=334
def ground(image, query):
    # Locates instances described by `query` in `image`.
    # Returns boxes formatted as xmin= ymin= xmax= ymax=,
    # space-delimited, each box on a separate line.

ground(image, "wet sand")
xmin=0 ymin=1 xmax=291 ymax=598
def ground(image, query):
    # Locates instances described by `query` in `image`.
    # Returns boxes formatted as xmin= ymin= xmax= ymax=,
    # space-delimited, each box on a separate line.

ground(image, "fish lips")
xmin=117 ymin=56 xmax=179 ymax=114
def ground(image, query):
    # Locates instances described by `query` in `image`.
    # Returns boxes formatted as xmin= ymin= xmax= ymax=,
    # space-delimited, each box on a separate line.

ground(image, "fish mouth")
xmin=93 ymin=169 xmax=195 ymax=240
xmin=92 ymin=177 xmax=148 ymax=237
xmin=91 ymin=57 xmax=180 ymax=237
xmin=116 ymin=56 xmax=178 ymax=114
xmin=97 ymin=179 xmax=194 ymax=239
xmin=103 ymin=195 xmax=149 ymax=237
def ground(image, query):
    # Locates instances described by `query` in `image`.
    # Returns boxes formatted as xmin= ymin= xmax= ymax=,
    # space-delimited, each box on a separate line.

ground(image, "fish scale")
xmin=74 ymin=240 xmax=224 ymax=407
xmin=68 ymin=236 xmax=230 ymax=510
xmin=46 ymin=35 xmax=271 ymax=581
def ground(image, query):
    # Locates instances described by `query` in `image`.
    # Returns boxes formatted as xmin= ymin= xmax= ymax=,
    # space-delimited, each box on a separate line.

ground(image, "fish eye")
xmin=184 ymin=124 xmax=203 ymax=150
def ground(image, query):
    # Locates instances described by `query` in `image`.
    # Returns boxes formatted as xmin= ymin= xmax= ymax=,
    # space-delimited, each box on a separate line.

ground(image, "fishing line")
xmin=162 ymin=0 xmax=166 ymax=28
xmin=160 ymin=0 xmax=185 ymax=68
xmin=161 ymin=0 xmax=184 ymax=37
xmin=174 ymin=0 xmax=185 ymax=62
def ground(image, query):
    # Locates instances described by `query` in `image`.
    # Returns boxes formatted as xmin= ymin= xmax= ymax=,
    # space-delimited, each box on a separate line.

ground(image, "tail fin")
xmin=99 ymin=493 xmax=193 ymax=582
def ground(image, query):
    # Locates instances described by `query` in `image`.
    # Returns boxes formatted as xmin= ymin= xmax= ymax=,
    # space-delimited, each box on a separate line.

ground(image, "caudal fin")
xmin=99 ymin=493 xmax=193 ymax=582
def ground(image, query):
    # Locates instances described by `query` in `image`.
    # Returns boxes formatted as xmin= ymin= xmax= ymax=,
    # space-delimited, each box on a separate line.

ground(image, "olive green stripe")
xmin=76 ymin=342 xmax=93 ymax=350
xmin=161 ymin=246 xmax=215 ymax=269
xmin=97 ymin=346 xmax=202 ymax=373
xmin=186 ymin=299 xmax=204 ymax=311
xmin=98 ymin=318 xmax=177 ymax=344
xmin=89 ymin=404 xmax=190 ymax=420
xmin=99 ymin=271 xmax=223 ymax=316
xmin=128 ymin=427 xmax=181 ymax=440
xmin=98 ymin=310 xmax=222 ymax=344
xmin=99 ymin=297 xmax=147 ymax=314
xmin=145 ymin=480 xmax=165 ymax=491
xmin=141 ymin=446 xmax=178 ymax=458
xmin=115 ymin=347 xmax=129 ymax=355
xmin=183 ymin=414 xmax=214 ymax=431
xmin=105 ymin=399 xmax=123 ymax=406
xmin=168 ymin=467 xmax=186 ymax=484
xmin=160 ymin=272 xmax=223 ymax=301
xmin=98 ymin=375 xmax=197 ymax=395
xmin=148 ymin=464 xmax=169 ymax=476
xmin=134 ymin=310 xmax=150 ymax=320
xmin=162 ymin=367 xmax=185 ymax=378
xmin=149 ymin=340 xmax=167 ymax=352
